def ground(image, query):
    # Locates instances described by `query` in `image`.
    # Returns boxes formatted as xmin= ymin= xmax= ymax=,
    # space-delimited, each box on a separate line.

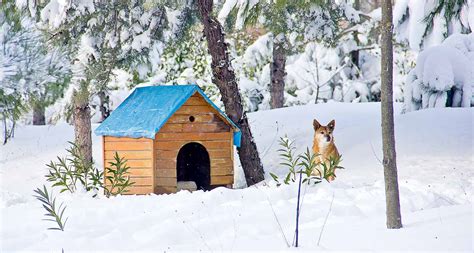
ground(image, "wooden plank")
xmin=160 ymin=124 xmax=183 ymax=132
xmin=104 ymin=150 xmax=151 ymax=160
xmin=211 ymin=158 xmax=233 ymax=167
xmin=211 ymin=167 xmax=233 ymax=176
xmin=151 ymin=138 xmax=156 ymax=194
xmin=230 ymin=130 xmax=234 ymax=162
xmin=160 ymin=122 xmax=229 ymax=133
xmin=155 ymin=177 xmax=177 ymax=187
xmin=128 ymin=177 xmax=153 ymax=186
xmin=104 ymin=141 xmax=153 ymax=151
xmin=208 ymin=149 xmax=231 ymax=158
xmin=104 ymin=136 xmax=151 ymax=142
xmin=211 ymin=175 xmax=234 ymax=185
xmin=155 ymin=186 xmax=177 ymax=194
xmin=155 ymin=140 xmax=230 ymax=151
xmin=104 ymin=163 xmax=153 ymax=176
xmin=105 ymin=159 xmax=152 ymax=168
xmin=182 ymin=123 xmax=229 ymax=133
xmin=155 ymin=150 xmax=177 ymax=160
xmin=127 ymin=168 xmax=154 ymax=177
xmin=155 ymin=141 xmax=186 ymax=150
xmin=156 ymin=132 xmax=231 ymax=141
xmin=203 ymin=140 xmax=231 ymax=149
xmin=122 ymin=185 xmax=154 ymax=195
xmin=155 ymin=169 xmax=176 ymax=178
xmin=166 ymin=114 xmax=216 ymax=124
xmin=185 ymin=97 xmax=208 ymax=106
xmin=102 ymin=136 xmax=106 ymax=188
xmin=175 ymin=105 xmax=213 ymax=114
xmin=155 ymin=159 xmax=176 ymax=169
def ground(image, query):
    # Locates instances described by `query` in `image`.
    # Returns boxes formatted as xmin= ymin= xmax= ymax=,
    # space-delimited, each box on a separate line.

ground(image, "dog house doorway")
xmin=177 ymin=142 xmax=211 ymax=190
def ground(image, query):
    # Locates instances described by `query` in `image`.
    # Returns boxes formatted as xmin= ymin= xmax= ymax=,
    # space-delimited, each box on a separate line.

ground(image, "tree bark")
xmin=270 ymin=35 xmax=286 ymax=109
xmin=32 ymin=103 xmax=46 ymax=125
xmin=351 ymin=0 xmax=361 ymax=70
xmin=381 ymin=0 xmax=402 ymax=229
xmin=196 ymin=0 xmax=265 ymax=186
xmin=98 ymin=90 xmax=110 ymax=122
xmin=73 ymin=87 xmax=93 ymax=165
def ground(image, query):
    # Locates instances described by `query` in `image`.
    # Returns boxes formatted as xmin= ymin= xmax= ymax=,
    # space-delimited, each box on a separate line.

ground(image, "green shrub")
xmin=270 ymin=136 xmax=343 ymax=186
xmin=104 ymin=152 xmax=135 ymax=197
xmin=33 ymin=185 xmax=68 ymax=231
xmin=45 ymin=142 xmax=103 ymax=193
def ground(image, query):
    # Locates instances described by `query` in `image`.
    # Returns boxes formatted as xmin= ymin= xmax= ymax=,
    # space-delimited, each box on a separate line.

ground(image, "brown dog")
xmin=312 ymin=119 xmax=340 ymax=181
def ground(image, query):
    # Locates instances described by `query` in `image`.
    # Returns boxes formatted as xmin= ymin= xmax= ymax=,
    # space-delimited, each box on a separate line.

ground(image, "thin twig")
xmin=370 ymin=140 xmax=383 ymax=165
xmin=294 ymin=169 xmax=303 ymax=247
xmin=261 ymin=121 xmax=280 ymax=159
xmin=317 ymin=191 xmax=335 ymax=247
xmin=256 ymin=185 xmax=290 ymax=247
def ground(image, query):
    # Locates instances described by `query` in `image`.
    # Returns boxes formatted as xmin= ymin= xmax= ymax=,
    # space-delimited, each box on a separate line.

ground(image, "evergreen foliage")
xmin=394 ymin=0 xmax=471 ymax=50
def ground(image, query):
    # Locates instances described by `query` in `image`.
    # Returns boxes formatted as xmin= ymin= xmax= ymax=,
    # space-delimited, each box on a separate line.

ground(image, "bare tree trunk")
xmin=98 ymin=91 xmax=110 ymax=122
xmin=381 ymin=0 xmax=402 ymax=229
xmin=351 ymin=0 xmax=360 ymax=70
xmin=32 ymin=103 xmax=46 ymax=125
xmin=270 ymin=35 xmax=286 ymax=109
xmin=73 ymin=86 xmax=93 ymax=164
xmin=197 ymin=0 xmax=265 ymax=186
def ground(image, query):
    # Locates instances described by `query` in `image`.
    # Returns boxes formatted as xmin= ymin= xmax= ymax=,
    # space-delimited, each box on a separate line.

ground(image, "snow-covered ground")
xmin=0 ymin=103 xmax=472 ymax=252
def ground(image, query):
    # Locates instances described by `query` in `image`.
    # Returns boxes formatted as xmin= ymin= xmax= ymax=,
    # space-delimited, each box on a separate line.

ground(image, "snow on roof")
xmin=95 ymin=85 xmax=241 ymax=147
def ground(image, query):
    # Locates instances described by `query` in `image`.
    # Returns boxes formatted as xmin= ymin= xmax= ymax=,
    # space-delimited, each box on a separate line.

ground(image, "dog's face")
xmin=313 ymin=119 xmax=335 ymax=144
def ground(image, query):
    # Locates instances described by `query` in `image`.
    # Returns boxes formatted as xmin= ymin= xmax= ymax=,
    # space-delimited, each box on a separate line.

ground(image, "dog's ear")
xmin=327 ymin=120 xmax=335 ymax=131
xmin=313 ymin=119 xmax=321 ymax=130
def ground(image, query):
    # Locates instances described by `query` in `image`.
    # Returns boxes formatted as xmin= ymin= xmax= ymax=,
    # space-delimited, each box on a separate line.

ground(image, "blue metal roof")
xmin=95 ymin=85 xmax=241 ymax=147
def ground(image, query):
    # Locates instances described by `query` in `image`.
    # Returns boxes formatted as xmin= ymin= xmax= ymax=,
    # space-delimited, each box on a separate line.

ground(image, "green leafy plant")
xmin=298 ymin=148 xmax=322 ymax=185
xmin=33 ymin=185 xmax=68 ymax=231
xmin=320 ymin=155 xmax=344 ymax=182
xmin=271 ymin=136 xmax=344 ymax=186
xmin=104 ymin=152 xmax=135 ymax=197
xmin=45 ymin=142 xmax=103 ymax=194
xmin=270 ymin=137 xmax=299 ymax=186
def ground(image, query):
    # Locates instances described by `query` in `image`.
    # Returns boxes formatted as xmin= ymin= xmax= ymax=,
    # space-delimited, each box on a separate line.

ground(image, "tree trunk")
xmin=270 ymin=35 xmax=286 ymax=109
xmin=98 ymin=90 xmax=110 ymax=122
xmin=73 ymin=87 xmax=93 ymax=165
xmin=381 ymin=0 xmax=402 ymax=229
xmin=196 ymin=0 xmax=265 ymax=186
xmin=351 ymin=0 xmax=361 ymax=70
xmin=32 ymin=103 xmax=46 ymax=125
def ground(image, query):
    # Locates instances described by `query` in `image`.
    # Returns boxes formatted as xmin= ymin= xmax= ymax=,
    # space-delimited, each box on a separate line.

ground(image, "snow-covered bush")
xmin=404 ymin=33 xmax=473 ymax=112
xmin=394 ymin=0 xmax=472 ymax=51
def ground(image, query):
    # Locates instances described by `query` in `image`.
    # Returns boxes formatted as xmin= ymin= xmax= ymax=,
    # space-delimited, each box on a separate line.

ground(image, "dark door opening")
xmin=177 ymin=142 xmax=211 ymax=191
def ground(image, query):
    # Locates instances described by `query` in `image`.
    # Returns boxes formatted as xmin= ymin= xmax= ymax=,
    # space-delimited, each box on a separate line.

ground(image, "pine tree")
xmin=219 ymin=0 xmax=348 ymax=108
xmin=394 ymin=0 xmax=471 ymax=50
xmin=1 ymin=1 xmax=68 ymax=145
xmin=35 ymin=0 xmax=169 ymax=162
xmin=197 ymin=0 xmax=265 ymax=185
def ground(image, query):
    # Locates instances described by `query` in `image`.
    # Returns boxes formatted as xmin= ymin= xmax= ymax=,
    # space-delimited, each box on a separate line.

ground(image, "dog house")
xmin=95 ymin=85 xmax=240 ymax=194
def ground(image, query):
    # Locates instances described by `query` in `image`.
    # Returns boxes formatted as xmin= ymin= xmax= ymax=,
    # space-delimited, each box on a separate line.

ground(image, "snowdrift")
xmin=0 ymin=103 xmax=472 ymax=251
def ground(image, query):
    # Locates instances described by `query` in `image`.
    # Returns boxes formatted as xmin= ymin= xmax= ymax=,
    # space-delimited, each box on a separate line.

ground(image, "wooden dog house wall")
xmin=96 ymin=85 xmax=240 ymax=194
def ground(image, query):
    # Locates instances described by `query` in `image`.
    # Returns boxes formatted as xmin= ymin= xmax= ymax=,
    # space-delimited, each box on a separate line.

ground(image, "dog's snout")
xmin=325 ymin=135 xmax=331 ymax=142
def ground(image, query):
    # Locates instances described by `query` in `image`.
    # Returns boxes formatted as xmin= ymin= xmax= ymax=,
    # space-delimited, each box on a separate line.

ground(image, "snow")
xmin=394 ymin=0 xmax=472 ymax=51
xmin=404 ymin=33 xmax=473 ymax=111
xmin=1 ymin=103 xmax=472 ymax=251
